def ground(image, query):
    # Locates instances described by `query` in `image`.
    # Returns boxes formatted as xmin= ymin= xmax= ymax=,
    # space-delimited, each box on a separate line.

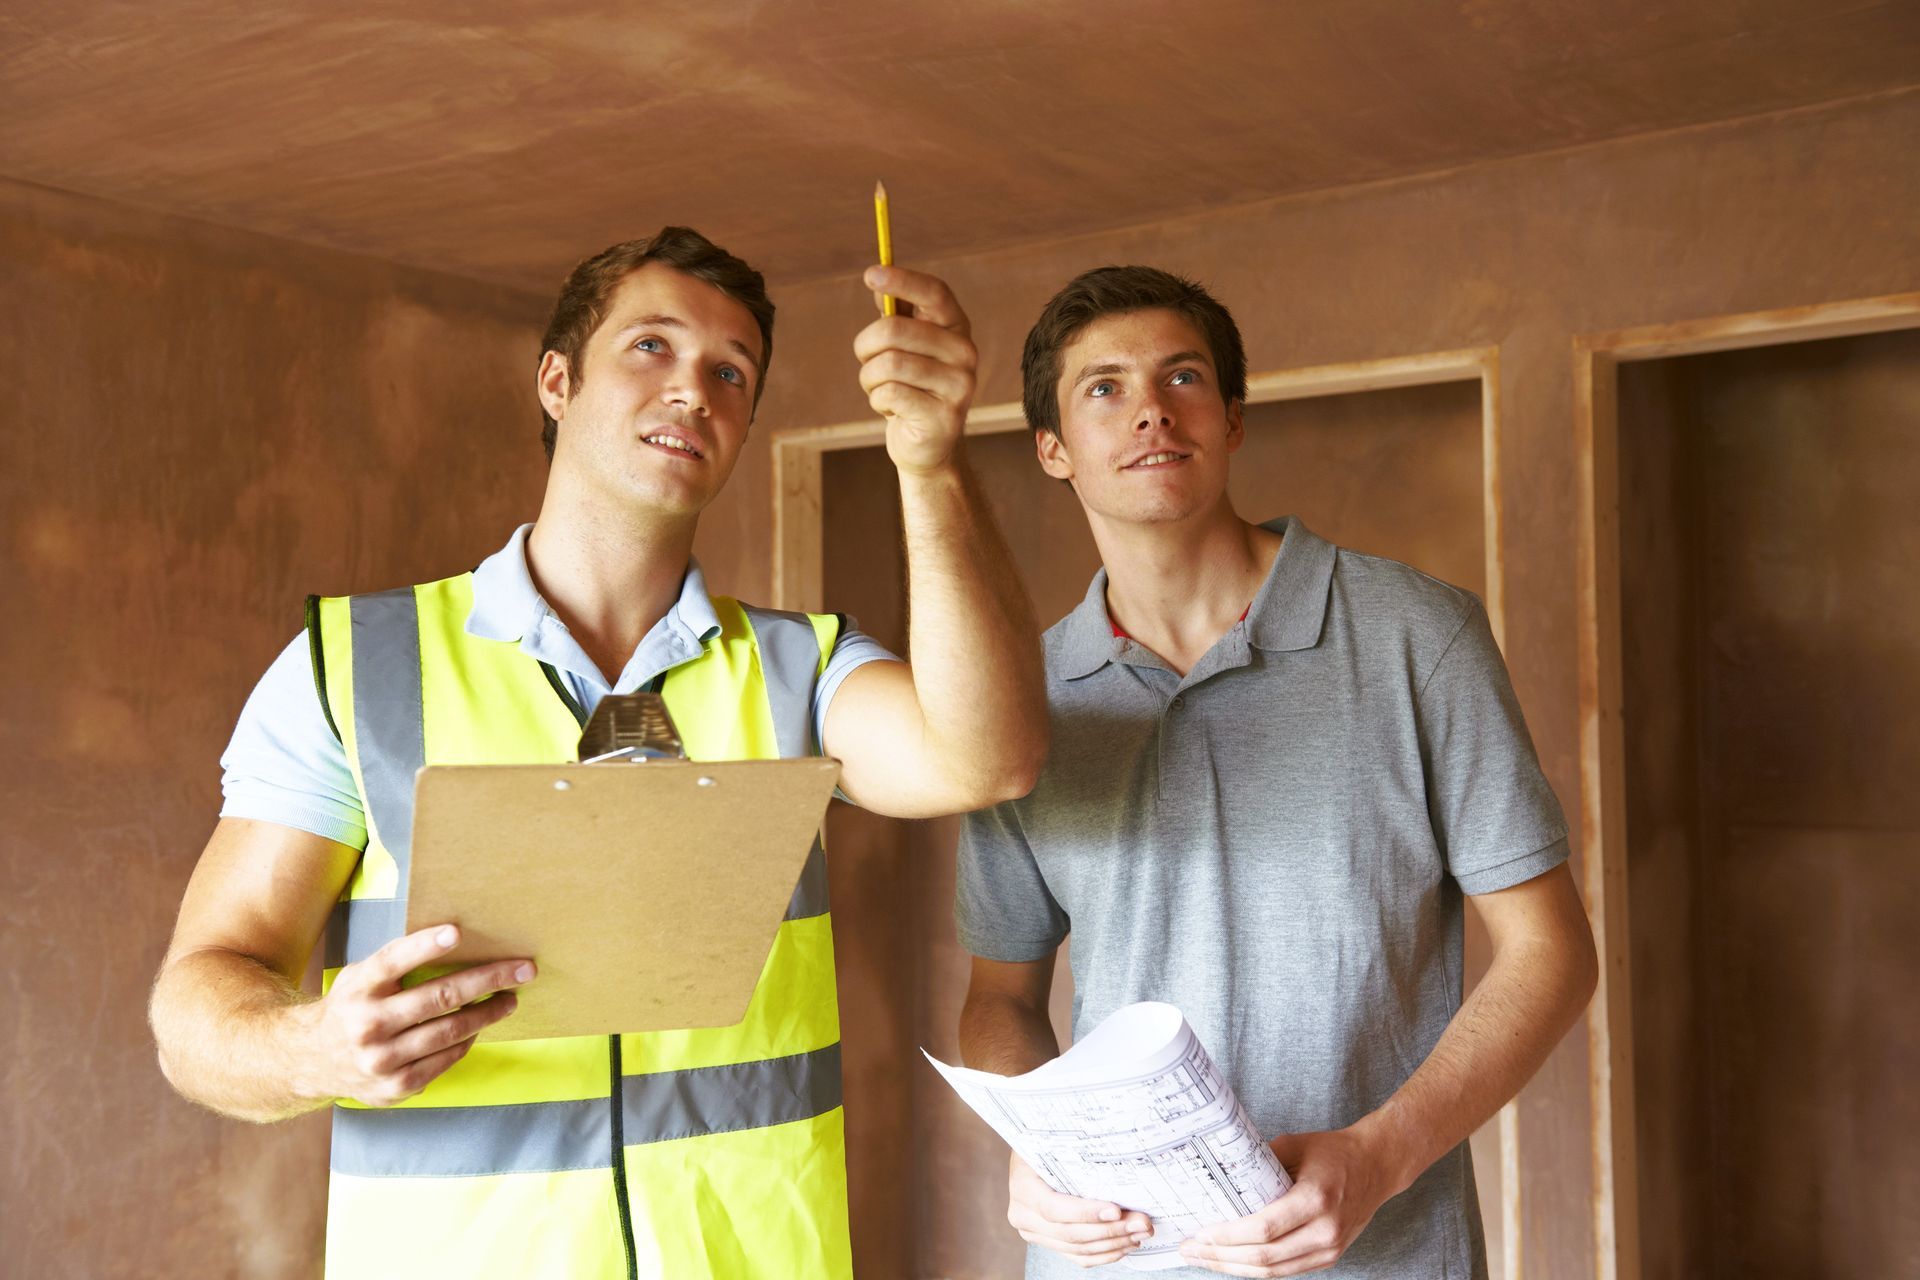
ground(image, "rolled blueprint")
xmin=925 ymin=1001 xmax=1290 ymax=1270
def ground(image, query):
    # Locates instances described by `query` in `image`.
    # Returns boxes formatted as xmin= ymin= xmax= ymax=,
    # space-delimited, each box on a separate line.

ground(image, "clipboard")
xmin=406 ymin=755 xmax=839 ymax=1042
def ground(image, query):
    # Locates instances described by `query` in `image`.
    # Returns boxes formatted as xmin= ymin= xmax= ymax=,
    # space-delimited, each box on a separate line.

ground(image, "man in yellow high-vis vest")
xmin=149 ymin=226 xmax=1048 ymax=1278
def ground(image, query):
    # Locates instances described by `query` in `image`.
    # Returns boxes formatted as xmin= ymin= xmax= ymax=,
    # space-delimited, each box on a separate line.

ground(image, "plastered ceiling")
xmin=3 ymin=0 xmax=1916 ymax=290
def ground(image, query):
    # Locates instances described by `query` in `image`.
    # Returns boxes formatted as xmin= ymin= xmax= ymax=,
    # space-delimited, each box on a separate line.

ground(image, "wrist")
xmin=1346 ymin=1106 xmax=1430 ymax=1198
xmin=280 ymin=998 xmax=339 ymax=1106
xmin=894 ymin=451 xmax=967 ymax=486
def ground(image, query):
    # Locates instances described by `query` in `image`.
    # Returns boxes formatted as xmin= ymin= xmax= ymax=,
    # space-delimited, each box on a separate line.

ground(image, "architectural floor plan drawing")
xmin=926 ymin=1002 xmax=1290 ymax=1269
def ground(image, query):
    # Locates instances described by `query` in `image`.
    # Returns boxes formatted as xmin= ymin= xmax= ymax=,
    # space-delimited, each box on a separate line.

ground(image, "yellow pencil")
xmin=873 ymin=180 xmax=896 ymax=317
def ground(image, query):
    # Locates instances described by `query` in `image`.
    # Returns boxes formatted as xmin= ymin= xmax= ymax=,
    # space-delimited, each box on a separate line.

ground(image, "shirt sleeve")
xmin=1416 ymin=603 xmax=1571 ymax=895
xmin=811 ymin=618 xmax=901 ymax=756
xmin=219 ymin=632 xmax=369 ymax=849
xmin=955 ymin=800 xmax=1069 ymax=962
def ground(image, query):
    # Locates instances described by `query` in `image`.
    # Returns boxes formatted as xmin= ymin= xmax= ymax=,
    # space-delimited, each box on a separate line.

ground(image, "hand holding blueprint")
xmin=925 ymin=1002 xmax=1290 ymax=1270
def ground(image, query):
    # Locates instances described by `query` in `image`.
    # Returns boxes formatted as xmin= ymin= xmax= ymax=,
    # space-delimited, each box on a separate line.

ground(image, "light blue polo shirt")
xmin=220 ymin=523 xmax=898 ymax=849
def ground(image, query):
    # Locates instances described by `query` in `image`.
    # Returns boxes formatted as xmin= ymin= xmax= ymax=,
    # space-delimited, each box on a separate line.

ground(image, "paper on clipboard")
xmin=405 ymin=756 xmax=838 ymax=1042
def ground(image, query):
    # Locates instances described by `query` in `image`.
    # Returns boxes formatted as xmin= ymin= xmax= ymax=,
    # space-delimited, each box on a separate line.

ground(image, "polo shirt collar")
xmin=1245 ymin=516 xmax=1336 ymax=653
xmin=1054 ymin=515 xmax=1335 ymax=679
xmin=1056 ymin=568 xmax=1123 ymax=680
xmin=464 ymin=522 xmax=722 ymax=647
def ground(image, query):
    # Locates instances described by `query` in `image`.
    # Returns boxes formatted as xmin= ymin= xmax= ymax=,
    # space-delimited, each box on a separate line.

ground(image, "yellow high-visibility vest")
xmin=306 ymin=572 xmax=851 ymax=1279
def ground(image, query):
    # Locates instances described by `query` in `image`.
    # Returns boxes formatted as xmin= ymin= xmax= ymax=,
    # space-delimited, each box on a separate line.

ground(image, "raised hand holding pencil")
xmin=857 ymin=181 xmax=978 ymax=475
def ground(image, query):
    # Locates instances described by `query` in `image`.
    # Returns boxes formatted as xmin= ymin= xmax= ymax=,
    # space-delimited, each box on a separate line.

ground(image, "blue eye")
xmin=717 ymin=366 xmax=744 ymax=386
xmin=1089 ymin=381 xmax=1116 ymax=398
xmin=1170 ymin=370 xmax=1197 ymax=385
xmin=636 ymin=337 xmax=664 ymax=353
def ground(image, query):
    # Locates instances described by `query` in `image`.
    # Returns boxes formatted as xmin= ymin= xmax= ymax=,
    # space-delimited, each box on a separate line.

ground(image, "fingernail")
xmin=515 ymin=963 xmax=535 ymax=984
xmin=1099 ymin=1207 xmax=1120 ymax=1222
xmin=436 ymin=927 xmax=457 ymax=947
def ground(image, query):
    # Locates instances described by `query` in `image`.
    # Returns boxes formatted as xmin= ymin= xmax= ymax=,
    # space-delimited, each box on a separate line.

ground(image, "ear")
xmin=537 ymin=351 xmax=572 ymax=424
xmin=1035 ymin=427 xmax=1076 ymax=482
xmin=1224 ymin=398 xmax=1245 ymax=454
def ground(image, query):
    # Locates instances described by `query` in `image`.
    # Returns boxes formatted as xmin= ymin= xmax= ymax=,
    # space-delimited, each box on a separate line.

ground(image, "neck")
xmin=1090 ymin=498 xmax=1281 ymax=675
xmin=525 ymin=482 xmax=697 ymax=685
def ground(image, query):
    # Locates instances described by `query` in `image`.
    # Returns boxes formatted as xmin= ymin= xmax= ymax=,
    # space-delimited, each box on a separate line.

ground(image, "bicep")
xmin=1467 ymin=863 xmax=1592 ymax=958
xmin=164 ymin=817 xmax=362 ymax=981
xmin=823 ymin=658 xmax=959 ymax=817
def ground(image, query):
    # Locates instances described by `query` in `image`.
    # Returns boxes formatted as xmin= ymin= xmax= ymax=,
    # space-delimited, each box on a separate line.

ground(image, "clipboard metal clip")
xmin=577 ymin=692 xmax=686 ymax=763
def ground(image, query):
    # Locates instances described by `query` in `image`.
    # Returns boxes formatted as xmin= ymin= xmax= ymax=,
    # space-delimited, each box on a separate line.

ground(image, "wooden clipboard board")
xmin=406 ymin=757 xmax=839 ymax=1042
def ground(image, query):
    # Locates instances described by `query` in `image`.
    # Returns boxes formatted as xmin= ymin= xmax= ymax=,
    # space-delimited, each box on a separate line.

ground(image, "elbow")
xmin=154 ymin=1040 xmax=187 ymax=1097
xmin=982 ymin=721 xmax=1050 ymax=805
xmin=961 ymin=751 xmax=1044 ymax=809
xmin=148 ymin=969 xmax=192 ymax=1099
xmin=1573 ymin=917 xmax=1601 ymax=1009
xmin=1553 ymin=910 xmax=1600 ymax=1024
xmin=987 ymin=750 xmax=1045 ymax=806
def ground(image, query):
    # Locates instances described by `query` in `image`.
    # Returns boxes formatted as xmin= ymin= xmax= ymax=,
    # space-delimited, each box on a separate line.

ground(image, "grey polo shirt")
xmin=957 ymin=517 xmax=1568 ymax=1280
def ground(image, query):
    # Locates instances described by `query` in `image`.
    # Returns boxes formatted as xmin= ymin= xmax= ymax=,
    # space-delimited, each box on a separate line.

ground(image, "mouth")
xmin=1123 ymin=450 xmax=1190 ymax=470
xmin=640 ymin=430 xmax=705 ymax=460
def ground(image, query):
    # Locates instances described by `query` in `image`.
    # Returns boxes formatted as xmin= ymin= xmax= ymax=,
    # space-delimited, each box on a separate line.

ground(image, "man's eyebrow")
xmin=613 ymin=312 xmax=763 ymax=375
xmin=1160 ymin=349 xmax=1210 ymax=369
xmin=1070 ymin=361 xmax=1129 ymax=386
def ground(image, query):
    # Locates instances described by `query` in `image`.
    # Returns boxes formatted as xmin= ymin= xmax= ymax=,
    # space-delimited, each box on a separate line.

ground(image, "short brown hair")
xmin=1021 ymin=266 xmax=1246 ymax=436
xmin=539 ymin=226 xmax=776 ymax=459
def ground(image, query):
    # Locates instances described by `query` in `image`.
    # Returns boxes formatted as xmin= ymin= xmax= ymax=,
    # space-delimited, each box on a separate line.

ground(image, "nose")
xmin=663 ymin=360 xmax=710 ymax=416
xmin=1135 ymin=393 xmax=1172 ymax=432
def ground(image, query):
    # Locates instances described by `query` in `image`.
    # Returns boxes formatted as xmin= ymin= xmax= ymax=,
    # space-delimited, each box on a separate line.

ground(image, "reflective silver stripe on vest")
xmin=322 ymin=588 xmax=427 ymax=968
xmin=742 ymin=606 xmax=831 ymax=923
xmin=351 ymin=587 xmax=427 ymax=879
xmin=323 ymin=896 xmax=408 ymax=969
xmin=739 ymin=606 xmax=821 ymax=759
xmin=330 ymin=1043 xmax=843 ymax=1177
xmin=785 ymin=835 xmax=828 ymax=921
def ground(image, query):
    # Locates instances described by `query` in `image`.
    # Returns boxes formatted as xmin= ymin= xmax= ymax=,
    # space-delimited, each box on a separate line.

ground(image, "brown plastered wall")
xmin=717 ymin=88 xmax=1920 ymax=1274
xmin=0 ymin=178 xmax=549 ymax=1279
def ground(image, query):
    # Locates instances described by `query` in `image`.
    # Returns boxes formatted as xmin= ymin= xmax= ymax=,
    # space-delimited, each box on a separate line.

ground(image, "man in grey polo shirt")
xmin=957 ymin=267 xmax=1597 ymax=1279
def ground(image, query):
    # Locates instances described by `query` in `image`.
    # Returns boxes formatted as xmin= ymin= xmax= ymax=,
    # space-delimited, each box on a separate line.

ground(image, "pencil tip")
xmin=874 ymin=179 xmax=888 ymax=200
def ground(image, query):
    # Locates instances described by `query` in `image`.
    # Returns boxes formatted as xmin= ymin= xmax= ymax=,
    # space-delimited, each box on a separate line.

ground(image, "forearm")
xmin=1352 ymin=932 xmax=1596 ymax=1194
xmin=959 ymin=989 xmax=1060 ymax=1076
xmin=898 ymin=453 xmax=1047 ymax=799
xmin=151 ymin=947 xmax=330 ymax=1124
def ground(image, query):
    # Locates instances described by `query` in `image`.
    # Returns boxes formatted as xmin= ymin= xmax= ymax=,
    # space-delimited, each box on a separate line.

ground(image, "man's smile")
xmin=639 ymin=428 xmax=705 ymax=460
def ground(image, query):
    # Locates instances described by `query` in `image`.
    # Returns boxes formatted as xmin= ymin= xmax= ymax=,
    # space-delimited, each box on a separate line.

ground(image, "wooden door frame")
xmin=771 ymin=343 xmax=1540 ymax=1268
xmin=1573 ymin=291 xmax=1920 ymax=1280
